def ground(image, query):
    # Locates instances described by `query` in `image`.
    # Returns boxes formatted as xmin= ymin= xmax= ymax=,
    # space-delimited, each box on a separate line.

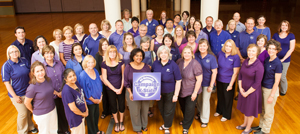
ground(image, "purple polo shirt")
xmin=31 ymin=50 xmax=59 ymax=65
xmin=1 ymin=58 xmax=30 ymax=97
xmin=152 ymin=60 xmax=182 ymax=93
xmin=195 ymin=30 xmax=208 ymax=44
xmin=109 ymin=31 xmax=126 ymax=50
xmin=272 ymin=33 xmax=295 ymax=62
xmin=236 ymin=31 xmax=260 ymax=58
xmin=59 ymin=40 xmax=80 ymax=62
xmin=194 ymin=53 xmax=218 ymax=87
xmin=209 ymin=30 xmax=232 ymax=56
xmin=11 ymin=39 xmax=34 ymax=64
xmin=101 ymin=60 xmax=124 ymax=90
xmin=128 ymin=27 xmax=140 ymax=38
xmin=140 ymin=19 xmax=159 ymax=36
xmin=26 ymin=80 xmax=56 ymax=115
xmin=43 ymin=60 xmax=65 ymax=93
xmin=262 ymin=57 xmax=283 ymax=89
xmin=62 ymin=81 xmax=86 ymax=128
xmin=216 ymin=51 xmax=240 ymax=83
xmin=82 ymin=34 xmax=103 ymax=57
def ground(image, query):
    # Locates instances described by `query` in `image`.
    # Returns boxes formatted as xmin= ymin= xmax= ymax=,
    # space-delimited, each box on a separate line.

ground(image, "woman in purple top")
xmin=272 ymin=20 xmax=296 ymax=95
xmin=159 ymin=11 xmax=167 ymax=28
xmin=119 ymin=32 xmax=138 ymax=65
xmin=72 ymin=23 xmax=88 ymax=45
xmin=174 ymin=25 xmax=188 ymax=48
xmin=215 ymin=39 xmax=240 ymax=122
xmin=194 ymin=20 xmax=208 ymax=43
xmin=186 ymin=16 xmax=195 ymax=32
xmin=128 ymin=17 xmax=140 ymax=38
xmin=124 ymin=48 xmax=151 ymax=134
xmin=62 ymin=69 xmax=88 ymax=134
xmin=24 ymin=61 xmax=57 ymax=134
xmin=176 ymin=46 xmax=202 ymax=134
xmin=42 ymin=45 xmax=69 ymax=134
xmin=236 ymin=44 xmax=264 ymax=134
xmin=101 ymin=45 xmax=125 ymax=132
xmin=179 ymin=30 xmax=198 ymax=54
xmin=59 ymin=26 xmax=79 ymax=66
xmin=163 ymin=34 xmax=181 ymax=62
xmin=257 ymin=34 xmax=269 ymax=63
xmin=194 ymin=39 xmax=218 ymax=128
xmin=150 ymin=25 xmax=164 ymax=54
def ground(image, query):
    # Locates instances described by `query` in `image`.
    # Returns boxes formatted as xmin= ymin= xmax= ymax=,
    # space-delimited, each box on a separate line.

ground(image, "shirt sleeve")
xmin=173 ymin=62 xmax=182 ymax=80
xmin=25 ymin=85 xmax=35 ymax=98
xmin=1 ymin=62 xmax=11 ymax=82
xmin=59 ymin=42 xmax=64 ymax=53
xmin=65 ymin=60 xmax=72 ymax=69
xmin=266 ymin=27 xmax=271 ymax=40
xmin=272 ymin=33 xmax=277 ymax=40
xmin=124 ymin=65 xmax=131 ymax=89
xmin=275 ymin=61 xmax=283 ymax=73
xmin=79 ymin=73 xmax=91 ymax=99
xmin=233 ymin=55 xmax=241 ymax=67
xmin=192 ymin=60 xmax=203 ymax=76
xmin=31 ymin=54 xmax=36 ymax=65
xmin=62 ymin=86 xmax=75 ymax=104
xmin=252 ymin=63 xmax=264 ymax=90
xmin=82 ymin=39 xmax=89 ymax=54
xmin=210 ymin=56 xmax=218 ymax=69
xmin=289 ymin=33 xmax=296 ymax=40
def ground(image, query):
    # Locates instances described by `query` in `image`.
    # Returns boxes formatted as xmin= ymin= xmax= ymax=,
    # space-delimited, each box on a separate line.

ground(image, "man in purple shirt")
xmin=109 ymin=20 xmax=125 ymax=50
xmin=202 ymin=16 xmax=216 ymax=37
xmin=82 ymin=23 xmax=103 ymax=57
xmin=140 ymin=9 xmax=159 ymax=38
xmin=134 ymin=24 xmax=152 ymax=47
xmin=11 ymin=26 xmax=34 ymax=64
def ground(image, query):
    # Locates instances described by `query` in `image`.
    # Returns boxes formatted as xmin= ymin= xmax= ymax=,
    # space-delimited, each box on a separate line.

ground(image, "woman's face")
xmin=102 ymin=41 xmax=109 ymax=51
xmin=228 ymin=21 xmax=236 ymax=30
xmin=108 ymin=50 xmax=117 ymax=59
xmin=86 ymin=58 xmax=95 ymax=69
xmin=225 ymin=42 xmax=233 ymax=53
xmin=183 ymin=48 xmax=192 ymax=60
xmin=34 ymin=65 xmax=45 ymax=80
xmin=141 ymin=41 xmax=150 ymax=50
xmin=190 ymin=17 xmax=195 ymax=25
xmin=9 ymin=47 xmax=19 ymax=60
xmin=37 ymin=37 xmax=46 ymax=50
xmin=161 ymin=12 xmax=166 ymax=19
xmin=160 ymin=49 xmax=169 ymax=61
xmin=75 ymin=26 xmax=83 ymax=34
xmin=44 ymin=51 xmax=54 ymax=61
xmin=188 ymin=35 xmax=196 ymax=43
xmin=194 ymin=22 xmax=201 ymax=31
xmin=164 ymin=37 xmax=172 ymax=48
xmin=175 ymin=27 xmax=182 ymax=36
xmin=267 ymin=45 xmax=278 ymax=57
xmin=257 ymin=17 xmax=266 ymax=26
xmin=156 ymin=26 xmax=164 ymax=36
xmin=247 ymin=47 xmax=258 ymax=59
xmin=125 ymin=35 xmax=133 ymax=45
xmin=199 ymin=43 xmax=208 ymax=53
xmin=102 ymin=23 xmax=109 ymax=31
xmin=133 ymin=52 xmax=143 ymax=64
xmin=257 ymin=38 xmax=265 ymax=48
xmin=73 ymin=45 xmax=83 ymax=56
xmin=64 ymin=29 xmax=73 ymax=39
xmin=55 ymin=31 xmax=62 ymax=40
xmin=281 ymin=22 xmax=289 ymax=32
xmin=182 ymin=13 xmax=188 ymax=20
xmin=132 ymin=21 xmax=139 ymax=28
xmin=65 ymin=71 xmax=77 ymax=84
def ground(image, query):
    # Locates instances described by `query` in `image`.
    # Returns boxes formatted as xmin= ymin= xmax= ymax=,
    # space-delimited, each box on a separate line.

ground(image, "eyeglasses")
xmin=9 ymin=51 xmax=19 ymax=54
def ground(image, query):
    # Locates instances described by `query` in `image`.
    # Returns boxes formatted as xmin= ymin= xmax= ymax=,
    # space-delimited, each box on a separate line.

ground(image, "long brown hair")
xmin=122 ymin=32 xmax=137 ymax=52
xmin=29 ymin=61 xmax=50 ymax=84
xmin=98 ymin=38 xmax=109 ymax=56
xmin=70 ymin=43 xmax=86 ymax=61
xmin=187 ymin=16 xmax=196 ymax=30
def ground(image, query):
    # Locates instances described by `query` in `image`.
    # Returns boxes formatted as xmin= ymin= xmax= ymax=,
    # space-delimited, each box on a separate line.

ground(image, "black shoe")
xmin=234 ymin=96 xmax=238 ymax=100
xmin=280 ymin=92 xmax=286 ymax=96
xmin=251 ymin=126 xmax=261 ymax=131
xmin=30 ymin=128 xmax=38 ymax=133
xmin=254 ymin=130 xmax=265 ymax=134
xmin=65 ymin=131 xmax=71 ymax=134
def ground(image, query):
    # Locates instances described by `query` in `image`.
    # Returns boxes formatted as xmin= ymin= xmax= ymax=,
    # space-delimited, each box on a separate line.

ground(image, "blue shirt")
xmin=1 ymin=58 xmax=30 ymax=97
xmin=254 ymin=26 xmax=271 ymax=40
xmin=11 ymin=39 xmax=34 ymax=63
xmin=236 ymin=31 xmax=260 ymax=58
xmin=235 ymin=22 xmax=246 ymax=33
xmin=226 ymin=30 xmax=239 ymax=44
xmin=152 ymin=60 xmax=182 ymax=93
xmin=262 ymin=57 xmax=283 ymax=89
xmin=170 ymin=47 xmax=181 ymax=62
xmin=217 ymin=51 xmax=240 ymax=83
xmin=140 ymin=19 xmax=159 ymax=36
xmin=272 ymin=33 xmax=295 ymax=62
xmin=209 ymin=30 xmax=232 ymax=56
xmin=79 ymin=69 xmax=103 ymax=105
xmin=109 ymin=31 xmax=126 ymax=50
xmin=202 ymin=26 xmax=216 ymax=37
xmin=66 ymin=55 xmax=85 ymax=83
xmin=195 ymin=53 xmax=218 ymax=86
xmin=128 ymin=27 xmax=140 ymax=38
xmin=82 ymin=34 xmax=103 ymax=57
xmin=196 ymin=30 xmax=209 ymax=44
xmin=134 ymin=35 xmax=152 ymax=47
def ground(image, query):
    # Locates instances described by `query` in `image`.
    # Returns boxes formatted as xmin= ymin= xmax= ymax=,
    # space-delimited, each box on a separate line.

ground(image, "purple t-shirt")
xmin=178 ymin=43 xmax=198 ymax=54
xmin=124 ymin=63 xmax=151 ymax=90
xmin=128 ymin=28 xmax=140 ymax=38
xmin=43 ymin=60 xmax=65 ymax=93
xmin=119 ymin=47 xmax=132 ymax=65
xmin=272 ymin=33 xmax=295 ymax=62
xmin=258 ymin=50 xmax=269 ymax=64
xmin=195 ymin=30 xmax=208 ymax=44
xmin=174 ymin=37 xmax=188 ymax=48
xmin=59 ymin=40 xmax=79 ymax=62
xmin=72 ymin=34 xmax=88 ymax=45
xmin=62 ymin=81 xmax=86 ymax=128
xmin=101 ymin=60 xmax=124 ymax=90
xmin=217 ymin=51 xmax=240 ymax=83
xmin=26 ymin=80 xmax=55 ymax=115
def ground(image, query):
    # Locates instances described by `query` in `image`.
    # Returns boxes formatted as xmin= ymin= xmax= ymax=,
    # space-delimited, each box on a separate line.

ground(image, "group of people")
xmin=2 ymin=8 xmax=295 ymax=134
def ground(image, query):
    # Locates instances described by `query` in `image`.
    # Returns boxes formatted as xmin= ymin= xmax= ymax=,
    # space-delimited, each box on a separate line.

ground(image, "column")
xmin=200 ymin=0 xmax=219 ymax=27
xmin=131 ymin=0 xmax=140 ymax=20
xmin=141 ymin=0 xmax=147 ymax=12
xmin=104 ymin=0 xmax=121 ymax=32
xmin=174 ymin=0 xmax=181 ymax=14
xmin=181 ymin=0 xmax=190 ymax=15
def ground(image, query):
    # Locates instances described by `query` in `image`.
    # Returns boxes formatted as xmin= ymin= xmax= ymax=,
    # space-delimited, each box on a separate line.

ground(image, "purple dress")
xmin=258 ymin=49 xmax=269 ymax=63
xmin=237 ymin=59 xmax=264 ymax=117
xmin=174 ymin=37 xmax=188 ymax=48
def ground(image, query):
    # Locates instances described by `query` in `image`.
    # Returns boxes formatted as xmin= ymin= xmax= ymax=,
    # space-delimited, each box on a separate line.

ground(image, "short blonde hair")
xmin=63 ymin=26 xmax=73 ymax=34
xmin=156 ymin=45 xmax=172 ymax=60
xmin=221 ymin=39 xmax=238 ymax=55
xmin=181 ymin=45 xmax=195 ymax=59
xmin=247 ymin=44 xmax=261 ymax=57
xmin=74 ymin=23 xmax=84 ymax=34
xmin=105 ymin=45 xmax=121 ymax=66
xmin=101 ymin=20 xmax=112 ymax=30
xmin=52 ymin=29 xmax=63 ymax=40
xmin=6 ymin=45 xmax=20 ymax=60
xmin=82 ymin=55 xmax=96 ymax=70
xmin=226 ymin=19 xmax=236 ymax=30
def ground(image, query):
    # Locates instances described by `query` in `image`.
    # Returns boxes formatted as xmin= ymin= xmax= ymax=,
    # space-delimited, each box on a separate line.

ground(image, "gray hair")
xmin=139 ymin=24 xmax=147 ymax=29
xmin=156 ymin=45 xmax=172 ymax=60
xmin=140 ymin=36 xmax=151 ymax=50
xmin=146 ymin=9 xmax=153 ymax=14
xmin=214 ymin=19 xmax=223 ymax=27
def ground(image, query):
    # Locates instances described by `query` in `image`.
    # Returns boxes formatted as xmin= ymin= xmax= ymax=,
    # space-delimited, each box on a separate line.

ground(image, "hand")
xmin=239 ymin=87 xmax=245 ymax=93
xmin=14 ymin=96 xmax=22 ymax=103
xmin=207 ymin=86 xmax=213 ymax=92
xmin=280 ymin=59 xmax=284 ymax=62
xmin=267 ymin=96 xmax=274 ymax=104
xmin=241 ymin=91 xmax=248 ymax=98
xmin=57 ymin=92 xmax=62 ymax=98
xmin=115 ymin=89 xmax=122 ymax=95
xmin=93 ymin=99 xmax=101 ymax=104
xmin=151 ymin=35 xmax=156 ymax=38
xmin=172 ymin=95 xmax=178 ymax=102
xmin=100 ymin=95 xmax=103 ymax=103
xmin=129 ymin=93 xmax=133 ymax=101
xmin=191 ymin=93 xmax=197 ymax=101
xmin=82 ymin=110 xmax=89 ymax=117
xmin=241 ymin=58 xmax=245 ymax=63
xmin=226 ymin=86 xmax=232 ymax=91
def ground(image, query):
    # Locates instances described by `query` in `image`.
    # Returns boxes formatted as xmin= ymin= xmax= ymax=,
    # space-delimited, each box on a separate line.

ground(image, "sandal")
xmin=159 ymin=125 xmax=166 ymax=130
xmin=137 ymin=131 xmax=143 ymax=134
xmin=100 ymin=114 xmax=107 ymax=119
xmin=164 ymin=129 xmax=170 ymax=134
xmin=201 ymin=123 xmax=208 ymax=128
xmin=236 ymin=125 xmax=246 ymax=130
xmin=242 ymin=129 xmax=252 ymax=134
xmin=119 ymin=122 xmax=125 ymax=131
xmin=114 ymin=123 xmax=119 ymax=132
xmin=97 ymin=131 xmax=105 ymax=134
xmin=179 ymin=121 xmax=183 ymax=125
xmin=141 ymin=127 xmax=148 ymax=132
xmin=221 ymin=117 xmax=227 ymax=122
xmin=214 ymin=112 xmax=220 ymax=117
xmin=148 ymin=110 xmax=154 ymax=117
xmin=195 ymin=113 xmax=200 ymax=120
xmin=183 ymin=129 xmax=188 ymax=134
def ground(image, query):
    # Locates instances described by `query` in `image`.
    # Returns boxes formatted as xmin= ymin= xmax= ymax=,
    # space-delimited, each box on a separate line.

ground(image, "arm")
xmin=118 ymin=64 xmax=125 ymax=93
xmin=208 ymin=69 xmax=217 ymax=92
xmin=150 ymin=39 xmax=155 ymax=51
xmin=4 ymin=82 xmax=22 ymax=103
xmin=280 ymin=39 xmax=295 ymax=62
xmin=191 ymin=75 xmax=202 ymax=101
xmin=101 ymin=68 xmax=118 ymax=92
xmin=24 ymin=97 xmax=33 ymax=112
xmin=227 ymin=67 xmax=240 ymax=91
xmin=68 ymin=102 xmax=88 ymax=117
xmin=267 ymin=73 xmax=282 ymax=103
xmin=60 ymin=53 xmax=67 ymax=66
xmin=172 ymin=80 xmax=182 ymax=102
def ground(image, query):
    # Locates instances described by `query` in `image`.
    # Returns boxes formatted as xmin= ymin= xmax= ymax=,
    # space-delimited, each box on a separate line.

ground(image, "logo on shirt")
xmin=146 ymin=22 xmax=149 ymax=26
xmin=221 ymin=44 xmax=224 ymax=46
xmin=134 ymin=75 xmax=160 ymax=98
xmin=228 ymin=58 xmax=233 ymax=61
xmin=206 ymin=59 xmax=210 ymax=63
xmin=250 ymin=36 xmax=254 ymax=40
xmin=270 ymin=65 xmax=272 ymax=68
xmin=233 ymin=35 xmax=236 ymax=38
xmin=153 ymin=24 xmax=156 ymax=26
xmin=30 ymin=47 xmax=32 ymax=49
xmin=166 ymin=68 xmax=170 ymax=72
xmin=76 ymin=89 xmax=85 ymax=105
xmin=20 ymin=64 xmax=25 ymax=67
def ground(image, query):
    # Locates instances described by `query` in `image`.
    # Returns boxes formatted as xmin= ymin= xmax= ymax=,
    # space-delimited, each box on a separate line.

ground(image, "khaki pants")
xmin=259 ymin=87 xmax=279 ymax=133
xmin=197 ymin=86 xmax=212 ymax=123
xmin=10 ymin=96 xmax=35 ymax=134
xmin=71 ymin=118 xmax=85 ymax=134
xmin=33 ymin=107 xmax=58 ymax=134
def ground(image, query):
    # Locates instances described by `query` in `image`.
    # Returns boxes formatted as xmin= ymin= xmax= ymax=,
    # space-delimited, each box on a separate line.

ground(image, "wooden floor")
xmin=1 ymin=0 xmax=300 ymax=134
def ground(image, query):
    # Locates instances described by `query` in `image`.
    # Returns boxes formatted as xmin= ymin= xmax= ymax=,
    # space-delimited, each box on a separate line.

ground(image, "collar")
xmin=8 ymin=58 xmax=22 ymax=65
xmin=44 ymin=59 xmax=59 ymax=67
xmin=159 ymin=59 xmax=171 ymax=66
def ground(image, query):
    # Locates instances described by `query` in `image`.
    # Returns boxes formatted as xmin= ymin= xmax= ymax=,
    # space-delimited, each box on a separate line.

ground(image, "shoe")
xmin=30 ymin=128 xmax=38 ymax=133
xmin=183 ymin=129 xmax=188 ymax=134
xmin=214 ymin=112 xmax=220 ymax=117
xmin=234 ymin=95 xmax=238 ymax=100
xmin=148 ymin=110 xmax=154 ymax=117
xmin=114 ymin=123 xmax=119 ymax=132
xmin=236 ymin=125 xmax=246 ymax=130
xmin=280 ymin=93 xmax=286 ymax=96
xmin=119 ymin=122 xmax=125 ymax=132
xmin=220 ymin=117 xmax=227 ymax=122
xmin=254 ymin=130 xmax=265 ymax=134
xmin=251 ymin=126 xmax=261 ymax=131
xmin=242 ymin=129 xmax=252 ymax=134
xmin=201 ymin=123 xmax=208 ymax=128
xmin=195 ymin=113 xmax=200 ymax=120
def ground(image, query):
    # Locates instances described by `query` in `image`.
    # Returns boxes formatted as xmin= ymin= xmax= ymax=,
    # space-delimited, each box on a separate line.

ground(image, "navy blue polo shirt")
xmin=82 ymin=34 xmax=103 ymax=57
xmin=140 ymin=19 xmax=159 ymax=36
xmin=209 ymin=30 xmax=232 ymax=56
xmin=109 ymin=31 xmax=126 ymax=50
xmin=226 ymin=30 xmax=239 ymax=44
xmin=1 ymin=58 xmax=30 ymax=97
xmin=170 ymin=47 xmax=181 ymax=62
xmin=262 ymin=57 xmax=283 ymax=89
xmin=152 ymin=60 xmax=182 ymax=93
xmin=236 ymin=31 xmax=260 ymax=58
xmin=195 ymin=53 xmax=218 ymax=86
xmin=11 ymin=39 xmax=34 ymax=63
xmin=202 ymin=27 xmax=216 ymax=36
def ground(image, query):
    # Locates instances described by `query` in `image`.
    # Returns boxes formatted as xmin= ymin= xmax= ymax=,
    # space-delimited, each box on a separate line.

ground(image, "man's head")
xmin=146 ymin=9 xmax=154 ymax=20
xmin=214 ymin=19 xmax=223 ymax=32
xmin=115 ymin=20 xmax=124 ymax=32
xmin=205 ymin=16 xmax=213 ymax=27
xmin=15 ymin=26 xmax=26 ymax=40
xmin=166 ymin=19 xmax=174 ymax=29
xmin=139 ymin=24 xmax=148 ymax=37
xmin=245 ymin=17 xmax=255 ymax=32
xmin=89 ymin=23 xmax=99 ymax=36
xmin=174 ymin=14 xmax=181 ymax=24
xmin=233 ymin=12 xmax=241 ymax=22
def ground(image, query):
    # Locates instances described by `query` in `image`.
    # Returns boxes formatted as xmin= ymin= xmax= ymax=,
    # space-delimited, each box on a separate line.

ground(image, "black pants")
xmin=106 ymin=89 xmax=125 ymax=114
xmin=158 ymin=92 xmax=176 ymax=128
xmin=216 ymin=81 xmax=235 ymax=119
xmin=178 ymin=95 xmax=197 ymax=130
xmin=54 ymin=98 xmax=69 ymax=134
xmin=102 ymin=86 xmax=111 ymax=115
xmin=86 ymin=104 xmax=99 ymax=134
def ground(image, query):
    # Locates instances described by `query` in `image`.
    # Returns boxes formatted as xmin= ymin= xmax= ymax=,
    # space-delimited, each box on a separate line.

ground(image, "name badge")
xmin=228 ymin=58 xmax=233 ymax=61
xmin=250 ymin=36 xmax=254 ymax=40
xmin=146 ymin=22 xmax=149 ymax=26
xmin=166 ymin=68 xmax=170 ymax=72
xmin=221 ymin=44 xmax=224 ymax=46
xmin=20 ymin=64 xmax=25 ymax=67
xmin=206 ymin=59 xmax=210 ymax=63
